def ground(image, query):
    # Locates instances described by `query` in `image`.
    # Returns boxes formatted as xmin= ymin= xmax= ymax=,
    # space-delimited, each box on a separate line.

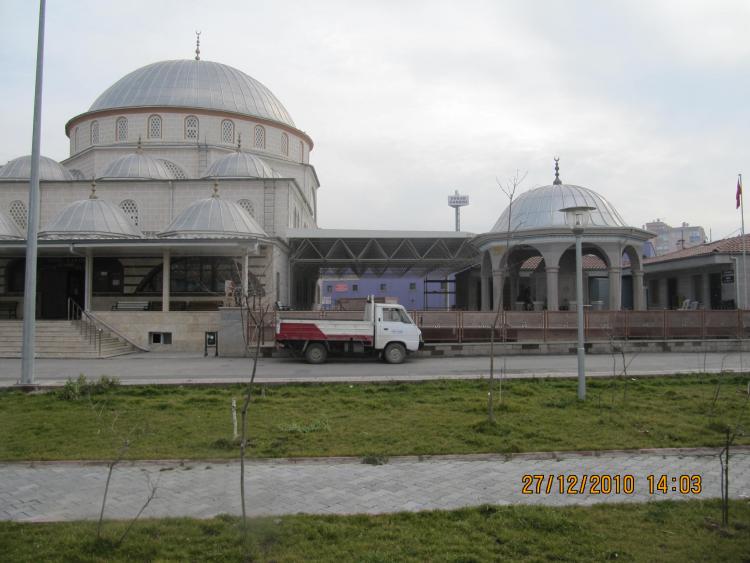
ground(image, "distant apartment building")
xmin=644 ymin=219 xmax=706 ymax=255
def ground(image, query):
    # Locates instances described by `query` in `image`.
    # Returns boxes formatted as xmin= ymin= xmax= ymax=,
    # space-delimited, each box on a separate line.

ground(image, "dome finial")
xmin=195 ymin=31 xmax=201 ymax=61
xmin=89 ymin=178 xmax=98 ymax=200
xmin=237 ymin=133 xmax=242 ymax=152
xmin=553 ymin=157 xmax=562 ymax=185
xmin=212 ymin=179 xmax=220 ymax=198
xmin=136 ymin=136 xmax=143 ymax=153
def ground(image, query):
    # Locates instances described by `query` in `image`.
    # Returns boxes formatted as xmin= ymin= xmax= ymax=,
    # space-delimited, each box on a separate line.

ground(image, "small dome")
xmin=0 ymin=155 xmax=74 ymax=181
xmin=100 ymin=152 xmax=172 ymax=180
xmin=89 ymin=59 xmax=295 ymax=128
xmin=202 ymin=151 xmax=278 ymax=179
xmin=159 ymin=184 xmax=267 ymax=239
xmin=40 ymin=189 xmax=143 ymax=239
xmin=0 ymin=210 xmax=23 ymax=239
xmin=491 ymin=183 xmax=627 ymax=233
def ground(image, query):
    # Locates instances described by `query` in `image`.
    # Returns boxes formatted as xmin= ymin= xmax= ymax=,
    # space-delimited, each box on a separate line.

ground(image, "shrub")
xmin=57 ymin=375 xmax=120 ymax=400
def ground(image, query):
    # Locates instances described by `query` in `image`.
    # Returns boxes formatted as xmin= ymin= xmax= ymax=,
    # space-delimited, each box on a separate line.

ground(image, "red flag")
xmin=737 ymin=176 xmax=743 ymax=209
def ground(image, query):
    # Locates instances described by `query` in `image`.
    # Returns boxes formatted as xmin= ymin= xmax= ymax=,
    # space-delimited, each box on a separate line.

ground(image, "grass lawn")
xmin=0 ymin=375 xmax=748 ymax=461
xmin=1 ymin=500 xmax=748 ymax=562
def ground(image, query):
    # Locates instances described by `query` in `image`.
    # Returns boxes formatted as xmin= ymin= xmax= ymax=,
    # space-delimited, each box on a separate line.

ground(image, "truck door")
xmin=375 ymin=306 xmax=405 ymax=349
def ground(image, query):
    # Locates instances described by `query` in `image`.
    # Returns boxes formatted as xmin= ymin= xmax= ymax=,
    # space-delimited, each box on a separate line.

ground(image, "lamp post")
xmin=560 ymin=205 xmax=596 ymax=400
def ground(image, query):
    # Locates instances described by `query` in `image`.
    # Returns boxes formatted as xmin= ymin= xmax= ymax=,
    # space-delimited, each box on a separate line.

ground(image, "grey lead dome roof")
xmin=40 ymin=193 xmax=143 ymax=239
xmin=0 ymin=155 xmax=74 ymax=182
xmin=491 ymin=183 xmax=627 ymax=233
xmin=202 ymin=152 xmax=278 ymax=179
xmin=90 ymin=60 xmax=295 ymax=128
xmin=159 ymin=187 xmax=267 ymax=239
xmin=100 ymin=152 xmax=173 ymax=180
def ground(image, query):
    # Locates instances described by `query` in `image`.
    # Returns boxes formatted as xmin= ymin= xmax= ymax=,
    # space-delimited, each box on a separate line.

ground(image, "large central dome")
xmin=89 ymin=60 xmax=295 ymax=128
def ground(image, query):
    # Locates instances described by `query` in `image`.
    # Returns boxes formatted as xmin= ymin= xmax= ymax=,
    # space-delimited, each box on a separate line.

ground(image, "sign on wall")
xmin=722 ymin=270 xmax=735 ymax=284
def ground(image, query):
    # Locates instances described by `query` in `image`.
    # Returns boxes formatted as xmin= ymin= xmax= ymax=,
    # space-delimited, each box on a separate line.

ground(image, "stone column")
xmin=242 ymin=252 xmax=250 ymax=299
xmin=546 ymin=267 xmax=559 ymax=311
xmin=84 ymin=251 xmax=93 ymax=312
xmin=632 ymin=270 xmax=645 ymax=310
xmin=162 ymin=249 xmax=170 ymax=312
xmin=609 ymin=267 xmax=622 ymax=310
xmin=480 ymin=259 xmax=491 ymax=311
xmin=492 ymin=269 xmax=505 ymax=312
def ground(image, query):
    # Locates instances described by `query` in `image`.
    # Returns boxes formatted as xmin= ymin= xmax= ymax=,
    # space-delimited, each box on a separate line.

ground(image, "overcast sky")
xmin=2 ymin=0 xmax=748 ymax=240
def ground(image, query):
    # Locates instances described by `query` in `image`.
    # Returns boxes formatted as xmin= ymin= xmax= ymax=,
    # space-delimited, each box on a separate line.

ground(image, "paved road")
xmin=1 ymin=449 xmax=747 ymax=522
xmin=0 ymin=351 xmax=748 ymax=386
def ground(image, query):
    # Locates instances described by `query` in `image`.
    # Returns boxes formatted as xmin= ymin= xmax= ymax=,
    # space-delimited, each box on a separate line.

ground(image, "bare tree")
xmin=488 ymin=171 xmax=527 ymax=422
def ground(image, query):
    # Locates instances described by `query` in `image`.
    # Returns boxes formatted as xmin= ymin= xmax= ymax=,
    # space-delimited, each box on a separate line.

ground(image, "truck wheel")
xmin=383 ymin=342 xmax=406 ymax=364
xmin=305 ymin=343 xmax=328 ymax=364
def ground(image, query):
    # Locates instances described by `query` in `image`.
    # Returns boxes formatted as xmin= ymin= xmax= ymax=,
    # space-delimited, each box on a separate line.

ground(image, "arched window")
xmin=185 ymin=116 xmax=199 ymax=140
xmin=119 ymin=199 xmax=139 ymax=226
xmin=148 ymin=115 xmax=162 ymax=139
xmin=238 ymin=199 xmax=255 ymax=218
xmin=299 ymin=140 xmax=304 ymax=162
xmin=158 ymin=159 xmax=187 ymax=180
xmin=9 ymin=200 xmax=27 ymax=230
xmin=115 ymin=117 xmax=128 ymax=142
xmin=90 ymin=121 xmax=99 ymax=145
xmin=221 ymin=120 xmax=235 ymax=144
xmin=254 ymin=125 xmax=266 ymax=149
xmin=281 ymin=132 xmax=289 ymax=156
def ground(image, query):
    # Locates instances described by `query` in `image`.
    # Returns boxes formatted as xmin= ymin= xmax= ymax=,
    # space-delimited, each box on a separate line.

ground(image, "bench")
xmin=0 ymin=301 xmax=18 ymax=319
xmin=111 ymin=301 xmax=150 ymax=311
xmin=185 ymin=301 xmax=223 ymax=311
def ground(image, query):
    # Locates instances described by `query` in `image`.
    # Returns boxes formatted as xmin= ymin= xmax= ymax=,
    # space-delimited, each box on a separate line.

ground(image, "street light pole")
xmin=560 ymin=205 xmax=596 ymax=401
xmin=574 ymin=224 xmax=585 ymax=400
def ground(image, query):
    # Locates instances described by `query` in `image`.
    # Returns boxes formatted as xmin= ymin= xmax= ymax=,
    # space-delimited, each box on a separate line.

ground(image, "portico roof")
xmin=287 ymin=228 xmax=479 ymax=277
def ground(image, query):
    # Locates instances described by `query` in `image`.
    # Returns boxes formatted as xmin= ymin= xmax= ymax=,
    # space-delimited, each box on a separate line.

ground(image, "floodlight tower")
xmin=448 ymin=190 xmax=470 ymax=232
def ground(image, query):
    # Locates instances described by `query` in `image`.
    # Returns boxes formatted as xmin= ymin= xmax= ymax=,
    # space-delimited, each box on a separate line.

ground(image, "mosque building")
xmin=0 ymin=45 xmax=663 ymax=353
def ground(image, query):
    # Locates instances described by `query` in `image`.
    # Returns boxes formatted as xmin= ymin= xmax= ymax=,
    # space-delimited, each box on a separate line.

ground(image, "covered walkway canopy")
xmin=286 ymin=228 xmax=479 ymax=308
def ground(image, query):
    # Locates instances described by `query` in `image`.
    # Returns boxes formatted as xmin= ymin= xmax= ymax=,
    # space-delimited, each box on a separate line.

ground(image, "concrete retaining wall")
xmin=95 ymin=311 xmax=221 ymax=352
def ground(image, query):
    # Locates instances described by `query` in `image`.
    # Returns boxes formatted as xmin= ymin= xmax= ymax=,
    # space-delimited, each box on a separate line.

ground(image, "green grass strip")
xmin=0 ymin=374 xmax=748 ymax=461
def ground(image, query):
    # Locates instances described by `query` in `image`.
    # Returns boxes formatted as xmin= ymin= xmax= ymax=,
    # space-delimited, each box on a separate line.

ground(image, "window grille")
xmin=221 ymin=120 xmax=235 ymax=144
xmin=119 ymin=199 xmax=139 ymax=226
xmin=148 ymin=115 xmax=162 ymax=139
xmin=238 ymin=199 xmax=255 ymax=217
xmin=90 ymin=121 xmax=99 ymax=144
xmin=281 ymin=133 xmax=289 ymax=156
xmin=158 ymin=159 xmax=187 ymax=180
xmin=9 ymin=201 xmax=27 ymax=230
xmin=185 ymin=116 xmax=199 ymax=140
xmin=254 ymin=125 xmax=265 ymax=149
xmin=116 ymin=117 xmax=128 ymax=142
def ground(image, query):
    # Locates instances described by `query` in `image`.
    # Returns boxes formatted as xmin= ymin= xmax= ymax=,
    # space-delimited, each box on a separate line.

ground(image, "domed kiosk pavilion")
xmin=470 ymin=161 xmax=653 ymax=312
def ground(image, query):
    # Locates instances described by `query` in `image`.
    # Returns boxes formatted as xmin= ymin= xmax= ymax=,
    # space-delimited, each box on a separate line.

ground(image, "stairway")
xmin=0 ymin=320 xmax=138 ymax=358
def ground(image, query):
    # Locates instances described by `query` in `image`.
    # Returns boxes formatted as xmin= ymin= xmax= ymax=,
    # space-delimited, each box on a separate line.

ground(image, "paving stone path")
xmin=2 ymin=449 xmax=748 ymax=522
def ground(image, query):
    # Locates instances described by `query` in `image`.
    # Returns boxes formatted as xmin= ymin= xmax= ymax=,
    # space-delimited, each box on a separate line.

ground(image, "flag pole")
xmin=742 ymin=173 xmax=746 ymax=311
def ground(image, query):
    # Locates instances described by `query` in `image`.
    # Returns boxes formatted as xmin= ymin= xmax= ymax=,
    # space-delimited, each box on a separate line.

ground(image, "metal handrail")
xmin=67 ymin=298 xmax=103 ymax=356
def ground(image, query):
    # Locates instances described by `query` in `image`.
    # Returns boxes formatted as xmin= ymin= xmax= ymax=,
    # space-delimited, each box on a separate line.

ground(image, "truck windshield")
xmin=383 ymin=308 xmax=413 ymax=324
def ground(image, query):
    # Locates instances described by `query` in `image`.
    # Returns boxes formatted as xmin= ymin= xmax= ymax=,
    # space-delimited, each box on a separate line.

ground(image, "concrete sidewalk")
xmin=2 ymin=448 xmax=748 ymax=522
xmin=2 ymin=351 xmax=749 ymax=387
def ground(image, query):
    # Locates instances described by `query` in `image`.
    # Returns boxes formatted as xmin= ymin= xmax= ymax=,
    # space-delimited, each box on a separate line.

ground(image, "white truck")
xmin=275 ymin=300 xmax=423 ymax=364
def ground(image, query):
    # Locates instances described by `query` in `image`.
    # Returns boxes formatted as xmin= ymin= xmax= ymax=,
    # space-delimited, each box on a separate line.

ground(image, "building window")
xmin=221 ymin=120 xmax=235 ymax=144
xmin=281 ymin=132 xmax=289 ymax=156
xmin=115 ymin=117 xmax=128 ymax=142
xmin=148 ymin=115 xmax=162 ymax=139
xmin=90 ymin=121 xmax=99 ymax=145
xmin=158 ymin=159 xmax=187 ymax=180
xmin=93 ymin=258 xmax=124 ymax=293
xmin=238 ymin=199 xmax=255 ymax=218
xmin=136 ymin=257 xmax=242 ymax=294
xmin=299 ymin=140 xmax=304 ymax=162
xmin=149 ymin=332 xmax=172 ymax=345
xmin=649 ymin=279 xmax=660 ymax=305
xmin=352 ymin=284 xmax=359 ymax=292
xmin=380 ymin=283 xmax=387 ymax=291
xmin=9 ymin=201 xmax=27 ymax=230
xmin=326 ymin=285 xmax=333 ymax=293
xmin=119 ymin=199 xmax=139 ymax=226
xmin=185 ymin=115 xmax=199 ymax=140
xmin=254 ymin=125 xmax=265 ymax=149
xmin=409 ymin=282 xmax=417 ymax=290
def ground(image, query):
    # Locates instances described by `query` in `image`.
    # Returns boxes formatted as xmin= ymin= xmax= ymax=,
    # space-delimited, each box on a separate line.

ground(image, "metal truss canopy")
xmin=287 ymin=229 xmax=479 ymax=277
